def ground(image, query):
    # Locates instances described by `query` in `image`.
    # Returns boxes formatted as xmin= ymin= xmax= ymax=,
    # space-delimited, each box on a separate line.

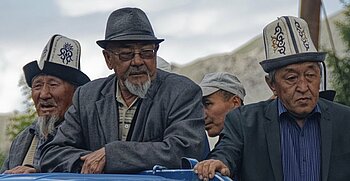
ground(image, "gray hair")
xmin=37 ymin=115 xmax=62 ymax=140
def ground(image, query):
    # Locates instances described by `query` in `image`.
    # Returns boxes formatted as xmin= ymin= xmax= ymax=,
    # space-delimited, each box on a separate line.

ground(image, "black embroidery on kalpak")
xmin=271 ymin=22 xmax=286 ymax=55
xmin=294 ymin=20 xmax=310 ymax=51
xmin=58 ymin=43 xmax=74 ymax=64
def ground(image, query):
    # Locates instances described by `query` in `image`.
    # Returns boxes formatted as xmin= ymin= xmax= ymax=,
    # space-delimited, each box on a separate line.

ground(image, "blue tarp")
xmin=0 ymin=158 xmax=232 ymax=181
xmin=0 ymin=171 xmax=231 ymax=181
xmin=0 ymin=173 xmax=177 ymax=181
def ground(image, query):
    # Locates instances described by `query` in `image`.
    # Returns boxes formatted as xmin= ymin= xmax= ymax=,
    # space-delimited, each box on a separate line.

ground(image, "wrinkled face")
xmin=202 ymin=91 xmax=240 ymax=137
xmin=103 ymin=42 xmax=158 ymax=91
xmin=267 ymin=62 xmax=321 ymax=118
xmin=31 ymin=75 xmax=75 ymax=118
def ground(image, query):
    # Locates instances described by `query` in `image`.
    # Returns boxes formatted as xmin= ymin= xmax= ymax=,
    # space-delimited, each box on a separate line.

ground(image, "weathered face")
xmin=103 ymin=42 xmax=158 ymax=91
xmin=202 ymin=91 xmax=241 ymax=137
xmin=31 ymin=75 xmax=75 ymax=118
xmin=267 ymin=62 xmax=321 ymax=118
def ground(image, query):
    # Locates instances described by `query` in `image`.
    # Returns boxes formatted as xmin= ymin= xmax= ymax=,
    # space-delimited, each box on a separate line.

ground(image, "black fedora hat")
xmin=23 ymin=34 xmax=90 ymax=87
xmin=260 ymin=16 xmax=326 ymax=73
xmin=96 ymin=7 xmax=164 ymax=49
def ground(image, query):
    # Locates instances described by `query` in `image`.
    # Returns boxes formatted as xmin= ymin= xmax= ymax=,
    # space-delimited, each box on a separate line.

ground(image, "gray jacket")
xmin=1 ymin=120 xmax=57 ymax=173
xmin=1 ymin=122 xmax=36 ymax=173
xmin=40 ymin=70 xmax=209 ymax=173
xmin=210 ymin=98 xmax=350 ymax=181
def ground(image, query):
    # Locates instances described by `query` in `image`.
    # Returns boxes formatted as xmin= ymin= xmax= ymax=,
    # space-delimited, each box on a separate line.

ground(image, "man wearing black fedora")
xmin=195 ymin=16 xmax=350 ymax=180
xmin=1 ymin=34 xmax=90 ymax=174
xmin=40 ymin=7 xmax=209 ymax=174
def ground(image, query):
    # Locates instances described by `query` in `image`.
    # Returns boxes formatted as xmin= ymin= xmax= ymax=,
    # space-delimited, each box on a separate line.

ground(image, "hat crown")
xmin=23 ymin=34 xmax=90 ymax=87
xmin=106 ymin=7 xmax=155 ymax=41
xmin=39 ymin=35 xmax=81 ymax=70
xmin=263 ymin=16 xmax=317 ymax=60
xmin=200 ymin=72 xmax=246 ymax=101
xmin=259 ymin=16 xmax=326 ymax=73
xmin=96 ymin=7 xmax=164 ymax=48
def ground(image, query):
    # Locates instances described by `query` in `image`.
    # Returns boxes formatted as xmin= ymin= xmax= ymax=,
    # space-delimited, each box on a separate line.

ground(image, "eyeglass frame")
xmin=105 ymin=45 xmax=159 ymax=61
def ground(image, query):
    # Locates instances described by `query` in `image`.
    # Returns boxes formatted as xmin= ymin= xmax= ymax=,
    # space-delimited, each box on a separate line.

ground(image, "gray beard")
xmin=36 ymin=115 xmax=61 ymax=139
xmin=124 ymin=74 xmax=151 ymax=98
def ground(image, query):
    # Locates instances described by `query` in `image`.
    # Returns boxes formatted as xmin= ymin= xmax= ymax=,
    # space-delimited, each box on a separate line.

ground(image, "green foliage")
xmin=6 ymin=76 xmax=37 ymax=140
xmin=326 ymin=4 xmax=350 ymax=106
xmin=6 ymin=111 xmax=36 ymax=141
xmin=0 ymin=151 xmax=6 ymax=167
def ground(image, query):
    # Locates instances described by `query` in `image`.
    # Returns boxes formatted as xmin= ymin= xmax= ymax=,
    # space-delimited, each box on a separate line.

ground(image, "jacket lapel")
xmin=264 ymin=99 xmax=283 ymax=181
xmin=96 ymin=76 xmax=118 ymax=143
xmin=129 ymin=70 xmax=169 ymax=141
xmin=319 ymin=100 xmax=332 ymax=181
xmin=17 ymin=125 xmax=36 ymax=166
xmin=130 ymin=98 xmax=153 ymax=141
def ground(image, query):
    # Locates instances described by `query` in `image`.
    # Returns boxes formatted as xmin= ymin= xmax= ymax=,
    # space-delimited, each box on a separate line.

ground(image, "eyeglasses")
xmin=107 ymin=48 xmax=156 ymax=61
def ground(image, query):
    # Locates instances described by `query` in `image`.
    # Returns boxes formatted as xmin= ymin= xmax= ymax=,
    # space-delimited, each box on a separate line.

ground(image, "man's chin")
xmin=207 ymin=130 xmax=219 ymax=137
xmin=37 ymin=115 xmax=62 ymax=139
xmin=38 ymin=110 xmax=57 ymax=117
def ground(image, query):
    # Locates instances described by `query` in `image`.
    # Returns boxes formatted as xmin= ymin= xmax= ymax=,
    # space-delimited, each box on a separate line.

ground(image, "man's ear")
xmin=265 ymin=75 xmax=277 ymax=96
xmin=229 ymin=95 xmax=242 ymax=109
xmin=103 ymin=50 xmax=113 ymax=70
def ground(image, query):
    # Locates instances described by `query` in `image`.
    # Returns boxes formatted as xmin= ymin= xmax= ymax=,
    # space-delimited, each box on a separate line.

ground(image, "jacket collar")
xmin=264 ymin=99 xmax=283 ymax=181
xmin=318 ymin=99 xmax=332 ymax=181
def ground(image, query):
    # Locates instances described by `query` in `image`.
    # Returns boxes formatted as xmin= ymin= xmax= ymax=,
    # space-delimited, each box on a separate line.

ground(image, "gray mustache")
xmin=127 ymin=66 xmax=149 ymax=75
xmin=38 ymin=101 xmax=57 ymax=107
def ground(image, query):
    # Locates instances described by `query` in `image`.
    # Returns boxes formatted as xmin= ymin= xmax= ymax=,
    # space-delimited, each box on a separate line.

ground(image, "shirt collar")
xmin=29 ymin=120 xmax=39 ymax=136
xmin=116 ymin=80 xmax=139 ymax=108
xmin=116 ymin=80 xmax=125 ymax=106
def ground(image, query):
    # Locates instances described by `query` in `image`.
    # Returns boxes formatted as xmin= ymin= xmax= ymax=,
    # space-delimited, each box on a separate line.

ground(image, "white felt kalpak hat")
xmin=259 ymin=16 xmax=326 ymax=73
xmin=23 ymin=34 xmax=90 ymax=87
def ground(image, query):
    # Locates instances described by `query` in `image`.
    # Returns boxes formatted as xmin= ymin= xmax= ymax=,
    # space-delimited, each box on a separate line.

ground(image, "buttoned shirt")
xmin=116 ymin=81 xmax=139 ymax=141
xmin=278 ymin=99 xmax=321 ymax=181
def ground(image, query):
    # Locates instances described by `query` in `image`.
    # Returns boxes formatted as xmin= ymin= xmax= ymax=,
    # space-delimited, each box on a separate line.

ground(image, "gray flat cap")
xmin=199 ymin=72 xmax=246 ymax=101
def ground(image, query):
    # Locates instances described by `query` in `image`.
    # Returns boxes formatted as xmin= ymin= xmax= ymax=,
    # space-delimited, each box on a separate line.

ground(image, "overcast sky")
xmin=0 ymin=0 xmax=344 ymax=113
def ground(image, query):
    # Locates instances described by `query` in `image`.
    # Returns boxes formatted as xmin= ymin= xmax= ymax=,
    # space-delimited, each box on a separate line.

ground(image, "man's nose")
xmin=204 ymin=109 xmax=208 ymax=119
xmin=39 ymin=84 xmax=52 ymax=99
xmin=130 ymin=53 xmax=145 ymax=66
xmin=296 ymin=76 xmax=309 ymax=93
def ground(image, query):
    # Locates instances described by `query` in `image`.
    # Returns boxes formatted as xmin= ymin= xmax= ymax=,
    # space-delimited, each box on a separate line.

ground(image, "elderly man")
xmin=1 ymin=35 xmax=90 ymax=174
xmin=40 ymin=7 xmax=208 ymax=174
xmin=200 ymin=72 xmax=245 ymax=138
xmin=195 ymin=16 xmax=350 ymax=181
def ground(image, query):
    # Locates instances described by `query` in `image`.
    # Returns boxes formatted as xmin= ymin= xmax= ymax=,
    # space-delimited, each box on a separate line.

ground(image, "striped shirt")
xmin=116 ymin=81 xmax=139 ymax=141
xmin=278 ymin=99 xmax=321 ymax=181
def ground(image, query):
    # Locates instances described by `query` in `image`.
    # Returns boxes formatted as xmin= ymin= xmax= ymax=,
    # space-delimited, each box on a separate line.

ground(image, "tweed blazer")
xmin=0 ymin=122 xmax=36 ymax=173
xmin=209 ymin=98 xmax=350 ymax=181
xmin=40 ymin=70 xmax=209 ymax=173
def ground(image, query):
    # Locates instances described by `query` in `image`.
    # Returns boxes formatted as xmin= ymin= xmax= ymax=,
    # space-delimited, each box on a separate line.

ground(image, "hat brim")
xmin=201 ymin=86 xmax=219 ymax=97
xmin=23 ymin=61 xmax=90 ymax=87
xmin=259 ymin=52 xmax=326 ymax=73
xmin=96 ymin=34 xmax=164 ymax=49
